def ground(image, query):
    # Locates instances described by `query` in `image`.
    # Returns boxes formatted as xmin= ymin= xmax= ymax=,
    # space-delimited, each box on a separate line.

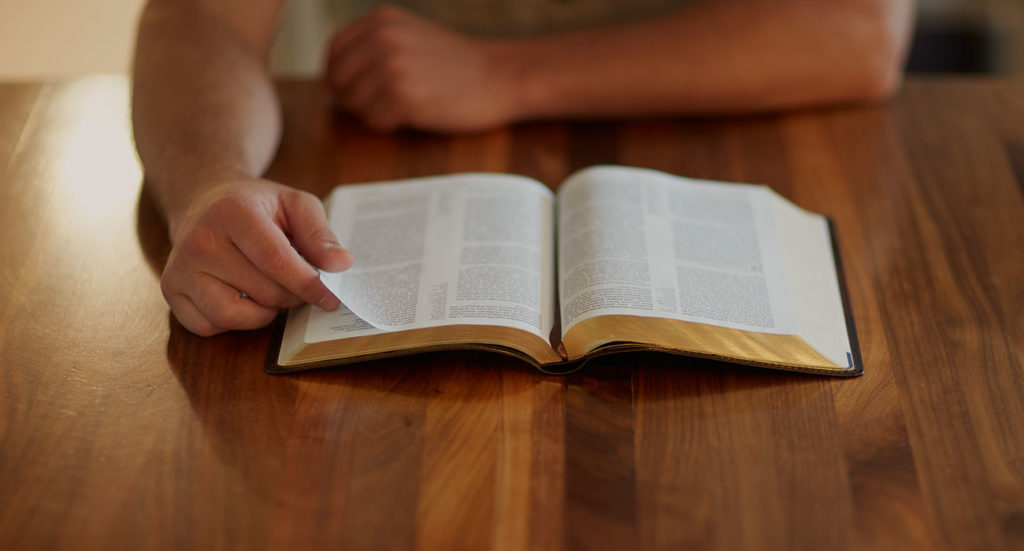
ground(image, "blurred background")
xmin=0 ymin=0 xmax=1021 ymax=78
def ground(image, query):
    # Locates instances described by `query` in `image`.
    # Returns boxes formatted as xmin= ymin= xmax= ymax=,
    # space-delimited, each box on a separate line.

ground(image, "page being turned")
xmin=558 ymin=166 xmax=797 ymax=337
xmin=308 ymin=174 xmax=556 ymax=344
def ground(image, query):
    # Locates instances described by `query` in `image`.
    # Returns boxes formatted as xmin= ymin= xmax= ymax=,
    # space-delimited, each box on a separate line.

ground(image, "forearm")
xmin=132 ymin=1 xmax=281 ymax=233
xmin=500 ymin=0 xmax=914 ymax=119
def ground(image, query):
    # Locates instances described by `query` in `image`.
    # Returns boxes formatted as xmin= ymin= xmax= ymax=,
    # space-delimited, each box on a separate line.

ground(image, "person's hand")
xmin=161 ymin=179 xmax=353 ymax=336
xmin=326 ymin=5 xmax=522 ymax=132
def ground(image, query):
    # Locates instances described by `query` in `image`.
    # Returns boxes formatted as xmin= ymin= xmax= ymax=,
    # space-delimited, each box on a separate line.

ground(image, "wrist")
xmin=485 ymin=38 xmax=552 ymax=123
xmin=154 ymin=168 xmax=255 ymax=240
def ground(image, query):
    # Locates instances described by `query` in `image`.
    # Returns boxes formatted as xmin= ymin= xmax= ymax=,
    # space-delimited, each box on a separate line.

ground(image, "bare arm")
xmin=327 ymin=0 xmax=914 ymax=132
xmin=133 ymin=0 xmax=352 ymax=336
xmin=510 ymin=0 xmax=915 ymax=118
xmin=133 ymin=0 xmax=282 ymax=225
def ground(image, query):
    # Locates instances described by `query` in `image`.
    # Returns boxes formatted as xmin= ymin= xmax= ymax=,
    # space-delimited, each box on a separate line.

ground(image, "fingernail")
xmin=338 ymin=249 xmax=354 ymax=270
xmin=318 ymin=293 xmax=340 ymax=311
xmin=324 ymin=245 xmax=354 ymax=272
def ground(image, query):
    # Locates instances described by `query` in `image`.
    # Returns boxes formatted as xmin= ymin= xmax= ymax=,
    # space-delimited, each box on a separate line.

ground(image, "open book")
xmin=273 ymin=166 xmax=862 ymax=376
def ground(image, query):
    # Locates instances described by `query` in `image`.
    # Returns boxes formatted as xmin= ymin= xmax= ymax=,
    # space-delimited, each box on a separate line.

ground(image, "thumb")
xmin=283 ymin=191 xmax=354 ymax=272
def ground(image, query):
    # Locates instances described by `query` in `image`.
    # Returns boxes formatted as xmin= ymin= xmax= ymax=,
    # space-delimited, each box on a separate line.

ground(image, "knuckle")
xmin=262 ymin=286 xmax=296 ymax=308
xmin=179 ymin=226 xmax=219 ymax=258
xmin=371 ymin=5 xmax=404 ymax=23
xmin=255 ymin=245 xmax=293 ymax=273
xmin=298 ymin=273 xmax=328 ymax=302
xmin=284 ymin=188 xmax=318 ymax=209
xmin=189 ymin=319 xmax=221 ymax=338
xmin=167 ymin=296 xmax=221 ymax=337
xmin=204 ymin=305 xmax=245 ymax=331
xmin=368 ymin=24 xmax=406 ymax=52
xmin=160 ymin=256 xmax=193 ymax=296
xmin=212 ymin=304 xmax=276 ymax=331
xmin=159 ymin=271 xmax=176 ymax=298
xmin=303 ymin=224 xmax=336 ymax=245
xmin=205 ymin=194 xmax=247 ymax=220
xmin=381 ymin=74 xmax=419 ymax=108
xmin=381 ymin=56 xmax=408 ymax=82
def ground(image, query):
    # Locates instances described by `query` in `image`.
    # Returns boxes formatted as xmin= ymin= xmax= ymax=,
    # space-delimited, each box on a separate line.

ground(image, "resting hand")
xmin=326 ymin=5 xmax=521 ymax=132
xmin=161 ymin=179 xmax=353 ymax=336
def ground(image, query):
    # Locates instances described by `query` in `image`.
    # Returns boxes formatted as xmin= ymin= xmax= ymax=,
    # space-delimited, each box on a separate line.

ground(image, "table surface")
xmin=1 ymin=75 xmax=1022 ymax=551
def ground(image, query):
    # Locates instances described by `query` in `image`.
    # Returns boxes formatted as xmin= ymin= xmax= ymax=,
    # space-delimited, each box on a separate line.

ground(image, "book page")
xmin=308 ymin=174 xmax=556 ymax=344
xmin=770 ymin=197 xmax=853 ymax=369
xmin=558 ymin=166 xmax=798 ymax=335
xmin=558 ymin=166 xmax=853 ymax=368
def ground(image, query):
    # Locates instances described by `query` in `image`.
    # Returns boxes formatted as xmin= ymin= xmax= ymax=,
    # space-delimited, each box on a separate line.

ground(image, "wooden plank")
xmin=0 ymin=77 xmax=1022 ymax=550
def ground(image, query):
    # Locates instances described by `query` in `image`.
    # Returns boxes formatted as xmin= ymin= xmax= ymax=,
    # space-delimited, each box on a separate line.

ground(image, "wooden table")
xmin=1 ymin=75 xmax=1022 ymax=550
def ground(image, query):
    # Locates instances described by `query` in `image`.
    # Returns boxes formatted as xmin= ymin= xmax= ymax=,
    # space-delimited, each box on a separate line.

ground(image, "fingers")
xmin=326 ymin=6 xmax=417 ymax=130
xmin=161 ymin=181 xmax=353 ymax=337
xmin=220 ymin=243 xmax=305 ymax=308
xmin=327 ymin=5 xmax=391 ymax=59
xmin=327 ymin=36 xmax=381 ymax=101
xmin=327 ymin=5 xmax=411 ymax=60
xmin=332 ymin=59 xmax=388 ymax=120
xmin=229 ymin=201 xmax=342 ymax=312
xmin=327 ymin=6 xmax=407 ymax=93
xmin=324 ymin=6 xmax=508 ymax=133
xmin=163 ymin=245 xmax=294 ymax=336
xmin=173 ymin=214 xmax=304 ymax=309
xmin=164 ymin=277 xmax=279 ymax=337
xmin=281 ymin=191 xmax=355 ymax=273
xmin=336 ymin=69 xmax=405 ymax=132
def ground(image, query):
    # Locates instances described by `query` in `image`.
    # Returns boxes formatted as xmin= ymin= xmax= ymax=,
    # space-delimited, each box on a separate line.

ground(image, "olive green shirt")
xmin=270 ymin=0 xmax=688 ymax=75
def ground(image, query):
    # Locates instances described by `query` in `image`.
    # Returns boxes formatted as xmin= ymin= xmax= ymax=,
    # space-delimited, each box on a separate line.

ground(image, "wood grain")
xmin=1 ymin=75 xmax=1023 ymax=550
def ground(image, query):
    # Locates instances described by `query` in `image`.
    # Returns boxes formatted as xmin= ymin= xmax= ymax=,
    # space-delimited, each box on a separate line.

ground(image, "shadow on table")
xmin=135 ymin=181 xmax=170 ymax=278
xmin=160 ymin=305 xmax=834 ymax=520
xmin=141 ymin=165 xmax=834 ymax=513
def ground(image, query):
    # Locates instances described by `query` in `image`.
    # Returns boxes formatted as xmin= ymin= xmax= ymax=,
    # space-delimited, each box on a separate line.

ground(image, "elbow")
xmin=825 ymin=0 xmax=914 ymax=105
xmin=853 ymin=46 xmax=905 ymax=103
xmin=803 ymin=41 xmax=904 ymax=108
